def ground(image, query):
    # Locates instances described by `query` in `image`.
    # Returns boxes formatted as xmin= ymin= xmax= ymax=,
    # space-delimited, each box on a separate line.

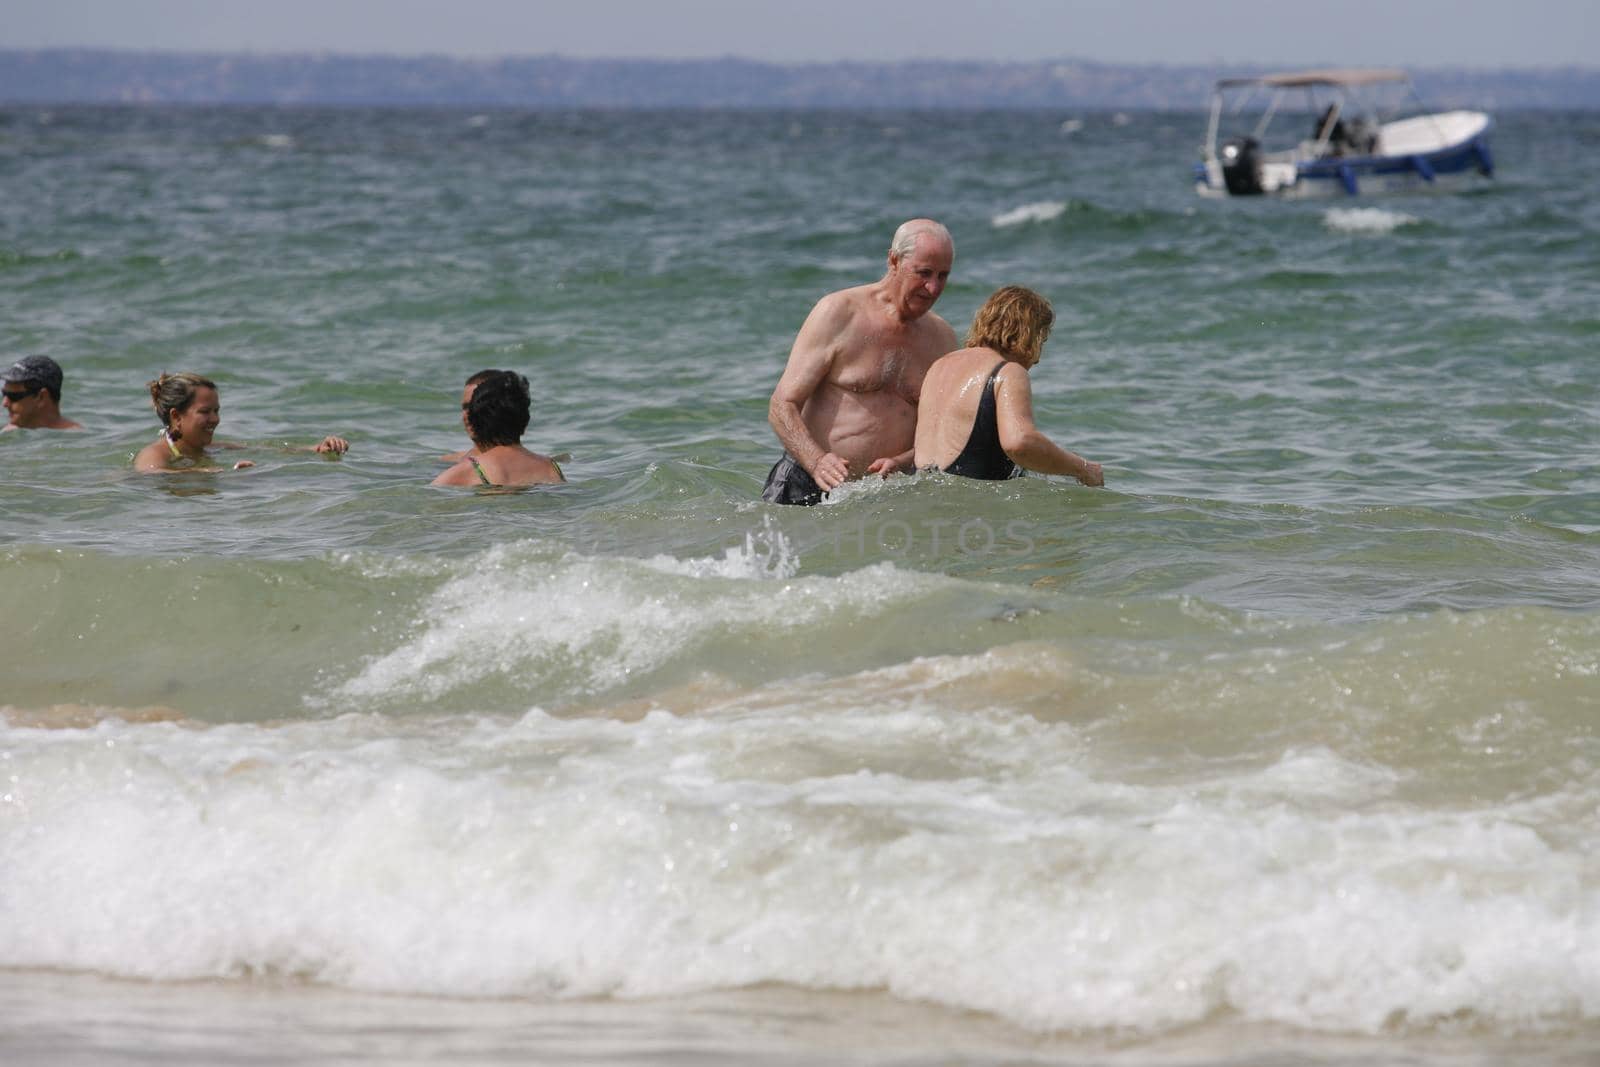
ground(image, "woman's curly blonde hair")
xmin=965 ymin=286 xmax=1054 ymax=364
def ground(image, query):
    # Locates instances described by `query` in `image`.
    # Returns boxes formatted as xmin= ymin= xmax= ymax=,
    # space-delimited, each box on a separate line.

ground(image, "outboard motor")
xmin=1219 ymin=136 xmax=1263 ymax=196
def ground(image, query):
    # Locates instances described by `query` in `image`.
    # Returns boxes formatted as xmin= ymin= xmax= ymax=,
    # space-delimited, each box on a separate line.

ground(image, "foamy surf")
xmin=993 ymin=201 xmax=1068 ymax=228
xmin=1323 ymin=207 xmax=1419 ymax=234
xmin=3 ymin=697 xmax=1596 ymax=1036
xmin=324 ymin=533 xmax=940 ymax=709
xmin=643 ymin=515 xmax=798 ymax=580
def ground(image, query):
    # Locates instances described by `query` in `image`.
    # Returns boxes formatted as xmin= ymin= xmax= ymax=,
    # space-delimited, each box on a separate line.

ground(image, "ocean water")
xmin=2 ymin=105 xmax=1599 ymax=1065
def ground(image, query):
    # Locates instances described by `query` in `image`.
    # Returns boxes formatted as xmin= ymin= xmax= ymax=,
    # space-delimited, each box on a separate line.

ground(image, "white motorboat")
xmin=1194 ymin=68 xmax=1494 ymax=198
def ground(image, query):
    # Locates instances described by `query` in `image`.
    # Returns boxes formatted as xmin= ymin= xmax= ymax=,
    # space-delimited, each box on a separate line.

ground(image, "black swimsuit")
xmin=937 ymin=362 xmax=1019 ymax=480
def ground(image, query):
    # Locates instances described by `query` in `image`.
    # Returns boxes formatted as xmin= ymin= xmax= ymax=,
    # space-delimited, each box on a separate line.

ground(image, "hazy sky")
xmin=3 ymin=0 xmax=1594 ymax=67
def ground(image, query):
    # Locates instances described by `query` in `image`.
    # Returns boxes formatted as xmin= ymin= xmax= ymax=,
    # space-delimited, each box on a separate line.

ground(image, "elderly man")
xmin=3 ymin=356 xmax=82 ymax=432
xmin=763 ymin=219 xmax=958 ymax=505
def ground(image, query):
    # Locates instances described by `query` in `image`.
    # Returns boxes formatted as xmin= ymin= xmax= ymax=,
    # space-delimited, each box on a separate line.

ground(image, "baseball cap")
xmin=3 ymin=356 xmax=64 ymax=397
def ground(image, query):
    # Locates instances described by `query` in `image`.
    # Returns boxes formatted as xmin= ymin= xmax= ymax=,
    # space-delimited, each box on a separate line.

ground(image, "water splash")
xmin=992 ymin=201 xmax=1067 ymax=228
xmin=1323 ymin=207 xmax=1419 ymax=235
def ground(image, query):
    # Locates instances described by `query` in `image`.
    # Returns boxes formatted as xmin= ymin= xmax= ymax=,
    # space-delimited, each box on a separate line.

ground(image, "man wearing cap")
xmin=3 ymin=356 xmax=83 ymax=431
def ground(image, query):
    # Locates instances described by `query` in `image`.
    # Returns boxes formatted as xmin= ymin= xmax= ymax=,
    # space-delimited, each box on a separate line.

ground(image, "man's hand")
xmin=809 ymin=452 xmax=850 ymax=491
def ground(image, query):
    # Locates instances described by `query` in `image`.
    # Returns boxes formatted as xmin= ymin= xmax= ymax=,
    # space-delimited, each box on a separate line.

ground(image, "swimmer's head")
xmin=147 ymin=372 xmax=219 ymax=435
xmin=465 ymin=370 xmax=531 ymax=447
xmin=967 ymin=286 xmax=1054 ymax=367
xmin=461 ymin=369 xmax=501 ymax=429
xmin=889 ymin=219 xmax=954 ymax=264
xmin=4 ymin=355 xmax=65 ymax=403
xmin=886 ymin=219 xmax=953 ymax=316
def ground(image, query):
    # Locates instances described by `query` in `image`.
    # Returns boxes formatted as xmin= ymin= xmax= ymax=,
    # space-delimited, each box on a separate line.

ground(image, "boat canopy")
xmin=1215 ymin=68 xmax=1409 ymax=90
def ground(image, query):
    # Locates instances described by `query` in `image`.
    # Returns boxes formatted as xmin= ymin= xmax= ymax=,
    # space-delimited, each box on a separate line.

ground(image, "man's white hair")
xmin=889 ymin=219 xmax=953 ymax=261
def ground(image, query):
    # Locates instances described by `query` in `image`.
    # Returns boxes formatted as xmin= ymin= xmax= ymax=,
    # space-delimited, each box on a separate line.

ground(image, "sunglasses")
xmin=2 ymin=383 xmax=42 ymax=401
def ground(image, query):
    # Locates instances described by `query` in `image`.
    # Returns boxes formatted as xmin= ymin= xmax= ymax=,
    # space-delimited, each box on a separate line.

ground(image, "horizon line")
xmin=5 ymin=45 xmax=1596 ymax=74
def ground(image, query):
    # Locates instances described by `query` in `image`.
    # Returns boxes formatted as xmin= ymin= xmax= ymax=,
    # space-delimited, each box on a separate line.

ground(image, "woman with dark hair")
xmin=440 ymin=368 xmax=500 ymax=464
xmin=133 ymin=372 xmax=347 ymax=473
xmin=432 ymin=370 xmax=564 ymax=487
xmin=912 ymin=286 xmax=1102 ymax=485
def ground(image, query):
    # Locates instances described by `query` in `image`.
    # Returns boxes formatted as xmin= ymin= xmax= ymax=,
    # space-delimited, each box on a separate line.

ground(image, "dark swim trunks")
xmin=761 ymin=451 xmax=826 ymax=506
xmin=938 ymin=361 xmax=1020 ymax=481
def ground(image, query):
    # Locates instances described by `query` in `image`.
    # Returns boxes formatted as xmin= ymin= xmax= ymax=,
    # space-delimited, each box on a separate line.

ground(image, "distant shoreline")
xmin=4 ymin=48 xmax=1596 ymax=110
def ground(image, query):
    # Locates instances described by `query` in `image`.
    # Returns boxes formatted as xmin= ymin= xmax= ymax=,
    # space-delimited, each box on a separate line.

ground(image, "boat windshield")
xmin=1205 ymin=70 xmax=1421 ymax=160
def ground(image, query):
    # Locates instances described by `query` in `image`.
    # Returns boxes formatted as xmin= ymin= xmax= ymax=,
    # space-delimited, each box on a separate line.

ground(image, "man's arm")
xmin=994 ymin=364 xmax=1104 ymax=486
xmin=768 ymin=295 xmax=851 ymax=490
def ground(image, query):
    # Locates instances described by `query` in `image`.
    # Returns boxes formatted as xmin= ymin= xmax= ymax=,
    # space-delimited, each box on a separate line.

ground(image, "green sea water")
xmin=2 ymin=105 xmax=1599 ymax=1065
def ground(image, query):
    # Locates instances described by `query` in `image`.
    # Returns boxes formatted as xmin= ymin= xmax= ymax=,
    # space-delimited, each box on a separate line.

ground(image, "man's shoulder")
xmin=800 ymin=285 xmax=875 ymax=340
xmin=812 ymin=284 xmax=875 ymax=316
xmin=914 ymin=310 xmax=959 ymax=349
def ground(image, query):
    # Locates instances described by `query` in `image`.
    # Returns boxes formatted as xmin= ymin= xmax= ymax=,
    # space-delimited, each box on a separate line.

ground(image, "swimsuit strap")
xmin=550 ymin=459 xmax=564 ymax=482
xmin=163 ymin=431 xmax=183 ymax=459
xmin=982 ymin=360 xmax=1007 ymax=405
xmin=468 ymin=455 xmax=494 ymax=486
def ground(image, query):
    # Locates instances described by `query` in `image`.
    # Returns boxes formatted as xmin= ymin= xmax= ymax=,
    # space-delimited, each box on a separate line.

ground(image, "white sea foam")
xmin=992 ymin=201 xmax=1067 ymax=228
xmin=327 ymin=539 xmax=921 ymax=706
xmin=643 ymin=515 xmax=798 ymax=581
xmin=1323 ymin=207 xmax=1419 ymax=235
xmin=4 ymin=711 xmax=1596 ymax=1035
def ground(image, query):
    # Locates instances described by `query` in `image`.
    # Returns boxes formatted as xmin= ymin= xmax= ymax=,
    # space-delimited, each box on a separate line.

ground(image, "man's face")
xmin=2 ymin=380 xmax=46 ymax=428
xmin=888 ymin=236 xmax=953 ymax=318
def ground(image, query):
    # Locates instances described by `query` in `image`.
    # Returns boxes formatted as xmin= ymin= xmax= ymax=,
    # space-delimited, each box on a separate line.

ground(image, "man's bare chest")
xmin=829 ymin=332 xmax=926 ymax=400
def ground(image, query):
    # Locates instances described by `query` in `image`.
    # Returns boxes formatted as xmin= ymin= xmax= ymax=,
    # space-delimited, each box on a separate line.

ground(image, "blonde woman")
xmin=913 ymin=286 xmax=1102 ymax=486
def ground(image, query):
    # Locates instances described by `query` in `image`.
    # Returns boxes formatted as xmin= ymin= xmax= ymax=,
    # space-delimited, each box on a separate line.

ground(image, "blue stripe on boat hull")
xmin=1197 ymin=131 xmax=1495 ymax=198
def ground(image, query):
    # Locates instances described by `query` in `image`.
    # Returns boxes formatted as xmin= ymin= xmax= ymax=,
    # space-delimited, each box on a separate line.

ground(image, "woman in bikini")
xmin=912 ymin=285 xmax=1103 ymax=486
xmin=432 ymin=370 xmax=564 ymax=488
xmin=133 ymin=372 xmax=348 ymax=473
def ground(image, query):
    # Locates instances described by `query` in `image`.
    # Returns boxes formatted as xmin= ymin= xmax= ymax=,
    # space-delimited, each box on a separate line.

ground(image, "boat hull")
xmin=1196 ymin=111 xmax=1494 ymax=199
